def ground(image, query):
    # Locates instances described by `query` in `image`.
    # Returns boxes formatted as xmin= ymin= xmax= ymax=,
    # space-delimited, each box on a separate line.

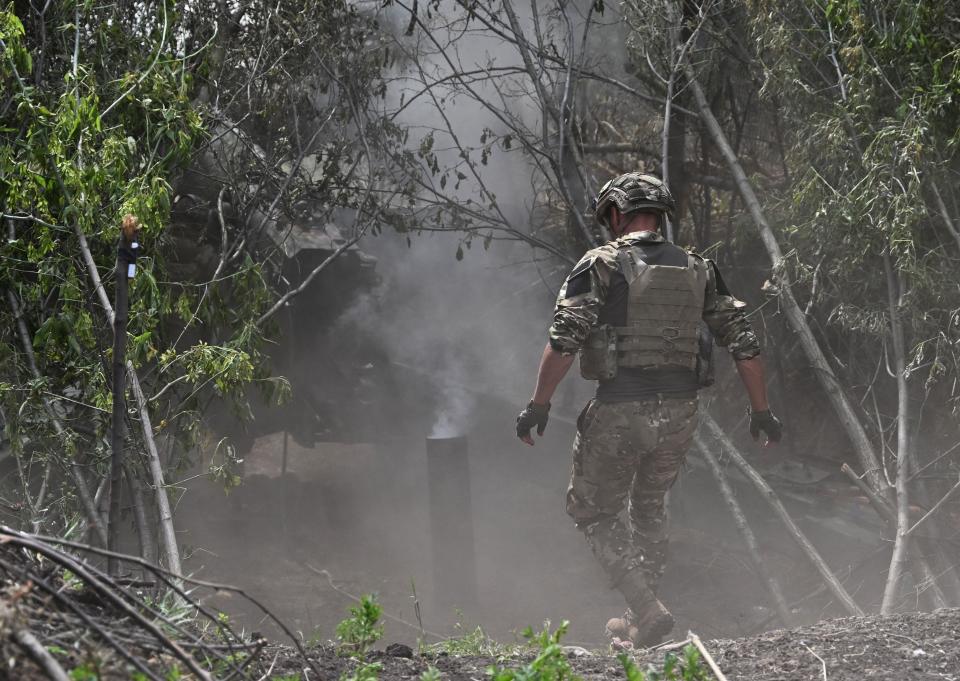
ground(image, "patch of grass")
xmin=430 ymin=624 xmax=521 ymax=658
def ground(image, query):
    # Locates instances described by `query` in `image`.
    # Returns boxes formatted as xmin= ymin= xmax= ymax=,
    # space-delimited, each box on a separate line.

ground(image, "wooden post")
xmin=72 ymin=216 xmax=181 ymax=574
xmin=108 ymin=215 xmax=140 ymax=575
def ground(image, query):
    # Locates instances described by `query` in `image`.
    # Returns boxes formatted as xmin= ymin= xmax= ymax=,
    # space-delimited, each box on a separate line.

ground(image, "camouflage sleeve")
xmin=548 ymin=250 xmax=612 ymax=354
xmin=702 ymin=259 xmax=761 ymax=360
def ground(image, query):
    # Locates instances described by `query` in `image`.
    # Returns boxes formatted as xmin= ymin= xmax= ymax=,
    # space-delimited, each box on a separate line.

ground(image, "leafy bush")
xmin=336 ymin=594 xmax=384 ymax=657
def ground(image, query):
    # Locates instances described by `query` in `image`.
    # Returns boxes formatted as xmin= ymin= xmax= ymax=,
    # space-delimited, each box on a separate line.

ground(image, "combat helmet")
xmin=593 ymin=173 xmax=675 ymax=228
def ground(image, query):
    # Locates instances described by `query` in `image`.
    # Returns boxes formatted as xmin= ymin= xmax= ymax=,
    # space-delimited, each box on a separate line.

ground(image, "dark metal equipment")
xmin=108 ymin=216 xmax=140 ymax=574
xmin=425 ymin=435 xmax=478 ymax=610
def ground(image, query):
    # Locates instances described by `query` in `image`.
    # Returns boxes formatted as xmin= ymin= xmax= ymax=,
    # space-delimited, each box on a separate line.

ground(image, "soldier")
xmin=515 ymin=173 xmax=781 ymax=648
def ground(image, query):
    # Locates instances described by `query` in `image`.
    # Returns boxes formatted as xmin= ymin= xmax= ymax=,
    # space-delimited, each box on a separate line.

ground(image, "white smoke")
xmin=429 ymin=378 xmax=474 ymax=438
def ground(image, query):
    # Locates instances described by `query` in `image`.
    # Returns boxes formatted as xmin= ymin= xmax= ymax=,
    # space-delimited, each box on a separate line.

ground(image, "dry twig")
xmin=688 ymin=631 xmax=728 ymax=681
xmin=802 ymin=642 xmax=828 ymax=681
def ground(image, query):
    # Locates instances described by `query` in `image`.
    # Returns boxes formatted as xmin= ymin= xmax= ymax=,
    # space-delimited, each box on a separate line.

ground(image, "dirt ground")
xmin=177 ymin=392 xmax=891 ymax=647
xmin=264 ymin=608 xmax=960 ymax=680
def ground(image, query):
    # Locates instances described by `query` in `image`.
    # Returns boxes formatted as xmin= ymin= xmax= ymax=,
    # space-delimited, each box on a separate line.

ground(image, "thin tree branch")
xmin=701 ymin=413 xmax=864 ymax=616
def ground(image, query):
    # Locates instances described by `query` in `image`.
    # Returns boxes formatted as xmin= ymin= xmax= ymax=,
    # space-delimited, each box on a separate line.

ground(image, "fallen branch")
xmin=0 ymin=554 xmax=164 ymax=680
xmin=14 ymin=528 xmax=321 ymax=677
xmin=3 ymin=533 xmax=213 ymax=680
xmin=701 ymin=414 xmax=864 ymax=616
xmin=650 ymin=637 xmax=693 ymax=653
xmin=11 ymin=627 xmax=71 ymax=681
xmin=688 ymin=631 xmax=727 ymax=681
xmin=801 ymin=642 xmax=828 ymax=681
xmin=695 ymin=436 xmax=794 ymax=626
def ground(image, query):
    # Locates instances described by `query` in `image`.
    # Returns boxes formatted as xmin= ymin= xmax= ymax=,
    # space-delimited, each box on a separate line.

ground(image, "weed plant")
xmin=336 ymin=595 xmax=384 ymax=657
xmin=341 ymin=661 xmax=383 ymax=681
xmin=619 ymin=645 xmax=709 ymax=681
xmin=487 ymin=621 xmax=577 ymax=681
xmin=328 ymin=598 xmax=710 ymax=681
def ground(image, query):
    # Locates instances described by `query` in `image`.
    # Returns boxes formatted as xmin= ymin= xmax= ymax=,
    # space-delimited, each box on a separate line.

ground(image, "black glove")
xmin=516 ymin=401 xmax=550 ymax=440
xmin=749 ymin=409 xmax=782 ymax=443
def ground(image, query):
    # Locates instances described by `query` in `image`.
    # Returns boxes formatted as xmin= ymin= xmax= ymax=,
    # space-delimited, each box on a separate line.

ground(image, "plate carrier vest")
xmin=580 ymin=234 xmax=708 ymax=381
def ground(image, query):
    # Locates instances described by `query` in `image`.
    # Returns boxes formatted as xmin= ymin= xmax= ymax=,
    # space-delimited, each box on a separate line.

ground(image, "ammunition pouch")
xmin=579 ymin=324 xmax=618 ymax=380
xmin=695 ymin=322 xmax=715 ymax=388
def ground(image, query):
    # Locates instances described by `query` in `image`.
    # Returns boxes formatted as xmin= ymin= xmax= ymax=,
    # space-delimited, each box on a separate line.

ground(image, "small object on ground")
xmin=563 ymin=645 xmax=592 ymax=658
xmin=385 ymin=643 xmax=414 ymax=658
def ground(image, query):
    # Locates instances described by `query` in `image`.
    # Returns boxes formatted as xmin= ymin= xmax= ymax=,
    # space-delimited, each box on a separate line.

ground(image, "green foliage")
xmin=618 ymin=646 xmax=709 ymax=681
xmin=68 ymin=662 xmax=100 ymax=681
xmin=0 ymin=0 xmax=401 ymax=534
xmin=419 ymin=666 xmax=443 ymax=681
xmin=487 ymin=621 xmax=579 ymax=681
xmin=340 ymin=662 xmax=382 ymax=681
xmin=336 ymin=594 xmax=384 ymax=657
xmin=209 ymin=651 xmax=249 ymax=678
xmin=749 ymin=0 xmax=960 ymax=406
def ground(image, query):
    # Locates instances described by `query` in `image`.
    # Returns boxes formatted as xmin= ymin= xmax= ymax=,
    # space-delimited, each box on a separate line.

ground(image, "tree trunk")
xmin=881 ymin=250 xmax=911 ymax=613
xmin=125 ymin=461 xmax=156 ymax=567
xmin=685 ymin=70 xmax=885 ymax=495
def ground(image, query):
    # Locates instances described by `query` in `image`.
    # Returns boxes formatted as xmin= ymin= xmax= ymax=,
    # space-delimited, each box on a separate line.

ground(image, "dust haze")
xmin=178 ymin=2 xmax=894 ymax=649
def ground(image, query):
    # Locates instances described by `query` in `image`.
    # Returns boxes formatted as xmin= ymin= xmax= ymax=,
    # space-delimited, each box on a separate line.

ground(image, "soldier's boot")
xmin=607 ymin=570 xmax=674 ymax=648
xmin=605 ymin=602 xmax=673 ymax=649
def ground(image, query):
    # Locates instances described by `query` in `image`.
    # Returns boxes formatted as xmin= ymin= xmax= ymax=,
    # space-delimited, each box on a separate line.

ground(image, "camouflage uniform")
xmin=549 ymin=231 xmax=759 ymax=602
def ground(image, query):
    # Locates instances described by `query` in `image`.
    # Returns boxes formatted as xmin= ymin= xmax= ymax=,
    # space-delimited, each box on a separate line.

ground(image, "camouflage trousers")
xmin=565 ymin=395 xmax=698 ymax=595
